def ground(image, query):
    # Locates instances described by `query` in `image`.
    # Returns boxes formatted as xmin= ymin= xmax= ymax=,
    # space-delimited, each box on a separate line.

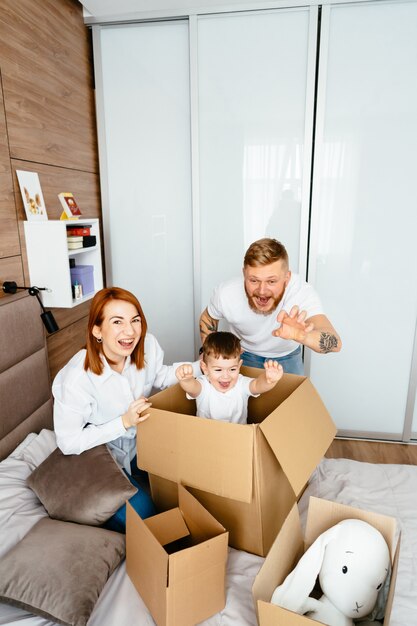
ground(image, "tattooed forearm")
xmin=319 ymin=332 xmax=338 ymax=353
xmin=199 ymin=309 xmax=219 ymax=340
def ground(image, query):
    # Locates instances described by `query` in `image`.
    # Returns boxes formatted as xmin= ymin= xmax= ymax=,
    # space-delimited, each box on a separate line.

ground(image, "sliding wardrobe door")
xmin=196 ymin=8 xmax=317 ymax=312
xmin=307 ymin=1 xmax=417 ymax=437
xmin=94 ymin=21 xmax=194 ymax=363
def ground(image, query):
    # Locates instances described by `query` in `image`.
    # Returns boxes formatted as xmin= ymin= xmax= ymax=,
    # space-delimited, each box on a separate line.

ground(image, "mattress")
xmin=0 ymin=431 xmax=415 ymax=626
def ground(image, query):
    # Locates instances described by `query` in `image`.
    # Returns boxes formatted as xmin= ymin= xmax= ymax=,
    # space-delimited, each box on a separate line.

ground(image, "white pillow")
xmin=0 ymin=429 xmax=56 ymax=558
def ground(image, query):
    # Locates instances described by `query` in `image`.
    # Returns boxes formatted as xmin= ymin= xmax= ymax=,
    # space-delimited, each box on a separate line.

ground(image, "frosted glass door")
xmin=308 ymin=1 xmax=417 ymax=437
xmin=197 ymin=8 xmax=316 ymax=311
xmin=95 ymin=21 xmax=194 ymax=364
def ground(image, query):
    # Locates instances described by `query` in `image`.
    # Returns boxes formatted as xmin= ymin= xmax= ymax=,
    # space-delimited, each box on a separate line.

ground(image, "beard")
xmin=244 ymin=285 xmax=284 ymax=316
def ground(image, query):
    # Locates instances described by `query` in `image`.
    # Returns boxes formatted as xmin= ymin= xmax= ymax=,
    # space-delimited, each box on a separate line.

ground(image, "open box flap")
xmin=126 ymin=502 xmax=169 ymax=626
xmin=259 ymin=378 xmax=336 ymax=496
xmin=138 ymin=407 xmax=255 ymax=503
xmin=253 ymin=503 xmax=303 ymax=612
xmin=178 ymin=484 xmax=227 ymax=541
xmin=304 ymin=496 xmax=398 ymax=550
xmin=144 ymin=507 xmax=190 ymax=546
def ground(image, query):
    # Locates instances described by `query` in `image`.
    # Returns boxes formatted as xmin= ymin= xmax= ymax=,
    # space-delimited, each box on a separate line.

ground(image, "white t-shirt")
xmin=53 ymin=333 xmax=197 ymax=473
xmin=188 ymin=374 xmax=258 ymax=424
xmin=207 ymin=273 xmax=323 ymax=358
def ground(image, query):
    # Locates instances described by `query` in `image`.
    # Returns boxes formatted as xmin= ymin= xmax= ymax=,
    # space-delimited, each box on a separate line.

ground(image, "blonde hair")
xmin=244 ymin=238 xmax=288 ymax=268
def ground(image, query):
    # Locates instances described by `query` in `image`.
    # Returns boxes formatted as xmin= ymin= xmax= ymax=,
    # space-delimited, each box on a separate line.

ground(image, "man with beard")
xmin=199 ymin=238 xmax=341 ymax=374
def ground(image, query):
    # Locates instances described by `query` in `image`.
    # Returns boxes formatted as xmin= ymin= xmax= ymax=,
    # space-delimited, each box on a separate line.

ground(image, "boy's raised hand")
xmin=175 ymin=363 xmax=195 ymax=382
xmin=263 ymin=359 xmax=284 ymax=384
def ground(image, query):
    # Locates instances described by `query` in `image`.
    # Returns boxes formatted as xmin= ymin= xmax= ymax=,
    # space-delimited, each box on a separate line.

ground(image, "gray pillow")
xmin=27 ymin=444 xmax=137 ymax=525
xmin=0 ymin=517 xmax=125 ymax=626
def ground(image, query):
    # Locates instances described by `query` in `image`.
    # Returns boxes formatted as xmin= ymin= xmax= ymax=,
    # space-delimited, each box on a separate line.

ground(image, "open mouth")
xmin=219 ymin=381 xmax=230 ymax=389
xmin=118 ymin=339 xmax=135 ymax=349
xmin=254 ymin=296 xmax=271 ymax=307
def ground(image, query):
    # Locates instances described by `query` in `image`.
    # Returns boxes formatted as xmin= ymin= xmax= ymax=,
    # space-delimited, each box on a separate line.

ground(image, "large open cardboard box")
xmin=137 ymin=369 xmax=337 ymax=556
xmin=252 ymin=496 xmax=400 ymax=625
xmin=126 ymin=484 xmax=228 ymax=626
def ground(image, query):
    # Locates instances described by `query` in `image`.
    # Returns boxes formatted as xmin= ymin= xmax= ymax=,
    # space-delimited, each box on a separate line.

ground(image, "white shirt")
xmin=207 ymin=273 xmax=323 ymax=358
xmin=53 ymin=333 xmax=193 ymax=473
xmin=188 ymin=374 xmax=258 ymax=424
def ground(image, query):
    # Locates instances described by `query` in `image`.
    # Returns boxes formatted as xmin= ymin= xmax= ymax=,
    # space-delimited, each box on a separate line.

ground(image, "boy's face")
xmin=201 ymin=354 xmax=242 ymax=393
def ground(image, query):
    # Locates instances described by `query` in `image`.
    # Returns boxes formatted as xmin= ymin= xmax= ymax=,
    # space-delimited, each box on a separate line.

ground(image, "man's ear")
xmin=284 ymin=270 xmax=291 ymax=287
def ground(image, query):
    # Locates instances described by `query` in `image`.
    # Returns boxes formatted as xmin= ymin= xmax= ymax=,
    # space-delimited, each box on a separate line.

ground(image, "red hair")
xmin=84 ymin=287 xmax=148 ymax=375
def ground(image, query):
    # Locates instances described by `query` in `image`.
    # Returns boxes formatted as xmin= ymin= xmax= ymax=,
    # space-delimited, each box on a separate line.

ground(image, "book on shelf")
xmin=67 ymin=241 xmax=83 ymax=250
xmin=58 ymin=192 xmax=82 ymax=220
xmin=66 ymin=225 xmax=92 ymax=237
xmin=67 ymin=236 xmax=83 ymax=243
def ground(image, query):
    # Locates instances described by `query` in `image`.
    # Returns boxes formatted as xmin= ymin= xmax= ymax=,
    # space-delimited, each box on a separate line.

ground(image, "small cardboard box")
xmin=126 ymin=484 xmax=229 ymax=626
xmin=137 ymin=369 xmax=337 ymax=556
xmin=252 ymin=496 xmax=400 ymax=626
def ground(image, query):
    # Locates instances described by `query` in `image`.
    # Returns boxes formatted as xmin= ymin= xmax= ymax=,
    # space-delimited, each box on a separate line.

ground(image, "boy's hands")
xmin=122 ymin=396 xmax=152 ymax=429
xmin=263 ymin=359 xmax=284 ymax=384
xmin=175 ymin=363 xmax=195 ymax=381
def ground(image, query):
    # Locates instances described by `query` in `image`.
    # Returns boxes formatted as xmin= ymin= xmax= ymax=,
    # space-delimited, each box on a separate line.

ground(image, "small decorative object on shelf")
xmin=23 ymin=218 xmax=103 ymax=309
xmin=16 ymin=170 xmax=48 ymax=221
xmin=58 ymin=192 xmax=82 ymax=220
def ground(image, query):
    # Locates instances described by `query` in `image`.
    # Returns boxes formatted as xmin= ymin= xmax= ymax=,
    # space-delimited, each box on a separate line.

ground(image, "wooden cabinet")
xmin=24 ymin=219 xmax=103 ymax=308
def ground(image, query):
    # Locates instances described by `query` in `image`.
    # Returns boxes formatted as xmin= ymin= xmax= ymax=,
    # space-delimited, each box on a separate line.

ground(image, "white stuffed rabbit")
xmin=271 ymin=519 xmax=390 ymax=626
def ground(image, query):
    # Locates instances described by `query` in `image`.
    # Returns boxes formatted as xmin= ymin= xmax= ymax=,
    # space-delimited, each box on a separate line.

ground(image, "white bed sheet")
xmin=0 ymin=433 xmax=416 ymax=626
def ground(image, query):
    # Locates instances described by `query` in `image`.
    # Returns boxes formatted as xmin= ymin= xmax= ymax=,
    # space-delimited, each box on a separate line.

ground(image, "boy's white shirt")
xmin=186 ymin=374 xmax=259 ymax=424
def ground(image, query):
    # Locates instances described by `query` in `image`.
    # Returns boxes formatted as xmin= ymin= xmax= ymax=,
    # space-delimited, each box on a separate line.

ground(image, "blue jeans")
xmin=104 ymin=458 xmax=156 ymax=533
xmin=241 ymin=345 xmax=303 ymax=375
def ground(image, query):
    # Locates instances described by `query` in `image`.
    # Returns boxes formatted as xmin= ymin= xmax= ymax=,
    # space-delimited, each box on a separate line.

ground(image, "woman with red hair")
xmin=53 ymin=286 xmax=197 ymax=532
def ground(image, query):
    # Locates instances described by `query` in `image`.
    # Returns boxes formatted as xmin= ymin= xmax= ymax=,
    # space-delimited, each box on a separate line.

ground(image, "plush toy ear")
xmin=271 ymin=523 xmax=342 ymax=614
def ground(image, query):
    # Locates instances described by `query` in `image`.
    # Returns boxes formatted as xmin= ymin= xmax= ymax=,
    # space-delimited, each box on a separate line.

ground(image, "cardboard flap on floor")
xmin=138 ymin=396 xmax=255 ymax=503
xmin=259 ymin=378 xmax=337 ymax=497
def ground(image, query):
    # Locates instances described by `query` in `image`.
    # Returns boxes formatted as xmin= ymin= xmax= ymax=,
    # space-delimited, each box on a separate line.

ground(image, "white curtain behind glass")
xmin=196 ymin=8 xmax=315 ymax=311
xmin=96 ymin=21 xmax=195 ymax=364
xmin=308 ymin=1 xmax=417 ymax=436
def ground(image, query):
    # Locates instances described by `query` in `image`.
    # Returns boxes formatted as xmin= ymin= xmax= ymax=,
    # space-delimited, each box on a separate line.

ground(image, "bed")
xmin=0 ymin=294 xmax=415 ymax=626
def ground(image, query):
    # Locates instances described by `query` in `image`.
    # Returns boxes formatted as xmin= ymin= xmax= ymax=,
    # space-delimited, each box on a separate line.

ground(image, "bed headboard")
xmin=0 ymin=293 xmax=53 ymax=460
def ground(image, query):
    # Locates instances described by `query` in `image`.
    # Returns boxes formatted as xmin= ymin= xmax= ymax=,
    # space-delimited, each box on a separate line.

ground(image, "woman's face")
xmin=93 ymin=299 xmax=142 ymax=369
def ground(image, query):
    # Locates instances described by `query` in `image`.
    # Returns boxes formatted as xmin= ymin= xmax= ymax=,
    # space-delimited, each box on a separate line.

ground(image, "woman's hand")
xmin=122 ymin=396 xmax=152 ymax=429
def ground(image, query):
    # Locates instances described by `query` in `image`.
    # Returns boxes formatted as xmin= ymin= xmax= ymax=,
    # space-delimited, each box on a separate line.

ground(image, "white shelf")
xmin=24 ymin=219 xmax=104 ymax=308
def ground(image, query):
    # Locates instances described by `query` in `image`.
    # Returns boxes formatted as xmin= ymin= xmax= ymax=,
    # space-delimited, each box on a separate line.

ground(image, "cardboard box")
xmin=126 ymin=484 xmax=229 ymax=626
xmin=137 ymin=369 xmax=337 ymax=556
xmin=252 ymin=496 xmax=400 ymax=626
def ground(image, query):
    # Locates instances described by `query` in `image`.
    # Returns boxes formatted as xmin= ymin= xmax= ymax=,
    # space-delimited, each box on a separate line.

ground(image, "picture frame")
xmin=16 ymin=170 xmax=48 ymax=221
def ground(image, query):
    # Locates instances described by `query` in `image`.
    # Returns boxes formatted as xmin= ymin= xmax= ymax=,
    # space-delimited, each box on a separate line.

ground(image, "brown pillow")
xmin=0 ymin=517 xmax=125 ymax=626
xmin=27 ymin=444 xmax=137 ymax=525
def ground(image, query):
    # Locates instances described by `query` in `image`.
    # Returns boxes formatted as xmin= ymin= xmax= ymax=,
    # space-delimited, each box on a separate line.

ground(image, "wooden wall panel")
xmin=0 ymin=256 xmax=24 ymax=299
xmin=0 ymin=0 xmax=98 ymax=173
xmin=0 ymin=0 xmax=102 ymax=378
xmin=47 ymin=316 xmax=89 ymax=382
xmin=0 ymin=77 xmax=20 ymax=258
xmin=11 ymin=160 xmax=101 ymax=222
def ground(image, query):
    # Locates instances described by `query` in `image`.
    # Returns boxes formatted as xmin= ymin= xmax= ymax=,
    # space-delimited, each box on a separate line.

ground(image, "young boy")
xmin=175 ymin=331 xmax=283 ymax=424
